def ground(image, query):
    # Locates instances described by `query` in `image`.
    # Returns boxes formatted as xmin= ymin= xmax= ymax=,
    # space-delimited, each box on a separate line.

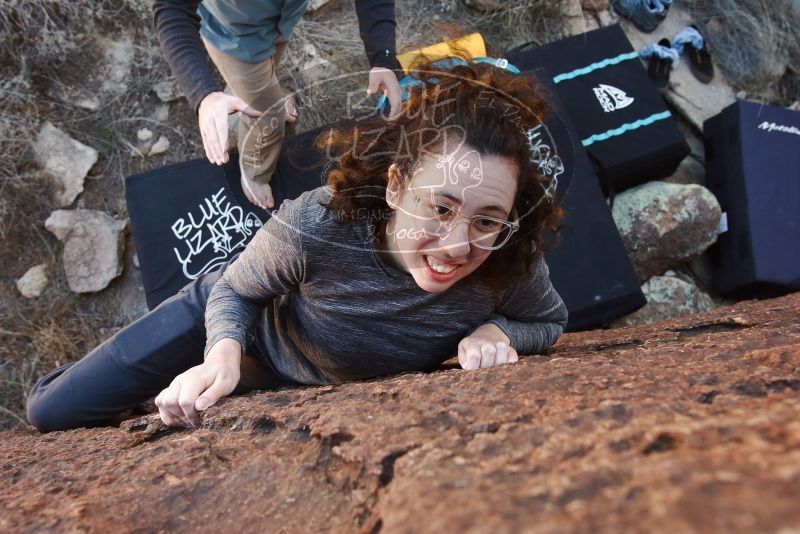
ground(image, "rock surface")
xmin=44 ymin=209 xmax=127 ymax=293
xmin=32 ymin=122 xmax=99 ymax=207
xmin=2 ymin=293 xmax=800 ymax=532
xmin=621 ymin=6 xmax=737 ymax=130
xmin=15 ymin=264 xmax=49 ymax=299
xmin=610 ymin=272 xmax=715 ymax=327
xmin=612 ymin=181 xmax=721 ymax=282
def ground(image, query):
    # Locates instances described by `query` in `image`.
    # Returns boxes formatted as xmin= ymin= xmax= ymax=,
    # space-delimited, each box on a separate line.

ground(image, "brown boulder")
xmin=2 ymin=293 xmax=800 ymax=532
xmin=612 ymin=181 xmax=722 ymax=282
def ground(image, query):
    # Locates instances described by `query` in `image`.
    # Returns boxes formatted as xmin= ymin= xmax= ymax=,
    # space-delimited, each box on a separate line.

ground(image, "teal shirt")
xmin=198 ymin=0 xmax=309 ymax=62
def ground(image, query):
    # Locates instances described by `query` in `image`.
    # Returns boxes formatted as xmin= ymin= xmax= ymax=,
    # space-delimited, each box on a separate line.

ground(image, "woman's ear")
xmin=386 ymin=163 xmax=402 ymax=209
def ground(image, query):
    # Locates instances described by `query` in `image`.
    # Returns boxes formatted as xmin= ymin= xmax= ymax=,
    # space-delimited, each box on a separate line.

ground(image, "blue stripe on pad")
xmin=553 ymin=52 xmax=639 ymax=83
xmin=581 ymin=111 xmax=672 ymax=147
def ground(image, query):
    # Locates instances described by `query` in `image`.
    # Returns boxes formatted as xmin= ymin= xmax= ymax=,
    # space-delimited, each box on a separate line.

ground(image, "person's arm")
xmin=154 ymin=0 xmax=261 ymax=166
xmin=458 ymin=255 xmax=568 ymax=370
xmin=485 ymin=255 xmax=568 ymax=355
xmin=203 ymin=195 xmax=307 ymax=358
xmin=355 ymin=0 xmax=402 ymax=73
xmin=155 ymin=195 xmax=307 ymax=428
xmin=355 ymin=0 xmax=404 ymax=118
xmin=153 ymin=0 xmax=223 ymax=114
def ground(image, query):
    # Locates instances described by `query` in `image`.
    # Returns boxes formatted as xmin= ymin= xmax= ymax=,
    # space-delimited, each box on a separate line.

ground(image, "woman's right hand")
xmin=154 ymin=338 xmax=242 ymax=428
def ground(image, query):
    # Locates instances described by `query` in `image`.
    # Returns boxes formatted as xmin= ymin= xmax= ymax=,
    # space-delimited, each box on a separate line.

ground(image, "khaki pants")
xmin=203 ymin=37 xmax=290 ymax=185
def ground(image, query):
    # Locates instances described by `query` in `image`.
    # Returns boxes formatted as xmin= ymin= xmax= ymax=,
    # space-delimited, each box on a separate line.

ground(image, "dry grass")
xmin=684 ymin=0 xmax=799 ymax=104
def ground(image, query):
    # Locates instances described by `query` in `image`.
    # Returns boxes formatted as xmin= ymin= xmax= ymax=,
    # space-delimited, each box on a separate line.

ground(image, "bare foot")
xmin=241 ymin=174 xmax=275 ymax=210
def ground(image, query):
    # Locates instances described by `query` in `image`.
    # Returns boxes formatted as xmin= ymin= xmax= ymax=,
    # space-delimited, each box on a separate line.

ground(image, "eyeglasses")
xmin=406 ymin=188 xmax=520 ymax=251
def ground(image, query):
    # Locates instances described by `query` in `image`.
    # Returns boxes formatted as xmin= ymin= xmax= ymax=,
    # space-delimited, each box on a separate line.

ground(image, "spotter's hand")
xmin=367 ymin=67 xmax=402 ymax=120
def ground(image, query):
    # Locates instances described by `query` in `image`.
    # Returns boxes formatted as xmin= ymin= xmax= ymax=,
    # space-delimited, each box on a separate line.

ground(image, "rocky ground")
xmin=0 ymin=0 xmax=797 ymax=431
xmin=2 ymin=292 xmax=799 ymax=532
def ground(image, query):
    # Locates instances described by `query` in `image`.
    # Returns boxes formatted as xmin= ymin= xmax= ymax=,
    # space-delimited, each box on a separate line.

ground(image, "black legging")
xmin=26 ymin=257 xmax=287 ymax=433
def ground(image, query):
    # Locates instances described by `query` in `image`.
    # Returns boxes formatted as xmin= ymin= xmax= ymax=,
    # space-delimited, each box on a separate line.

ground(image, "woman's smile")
xmin=422 ymin=254 xmax=462 ymax=279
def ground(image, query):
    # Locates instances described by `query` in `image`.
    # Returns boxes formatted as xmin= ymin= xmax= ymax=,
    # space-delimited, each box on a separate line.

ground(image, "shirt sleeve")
xmin=153 ymin=0 xmax=224 ymax=114
xmin=203 ymin=196 xmax=306 ymax=358
xmin=484 ymin=255 xmax=569 ymax=355
xmin=354 ymin=0 xmax=403 ymax=74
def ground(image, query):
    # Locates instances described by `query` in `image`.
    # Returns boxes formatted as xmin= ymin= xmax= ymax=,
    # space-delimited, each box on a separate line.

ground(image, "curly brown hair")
xmin=317 ymin=59 xmax=564 ymax=292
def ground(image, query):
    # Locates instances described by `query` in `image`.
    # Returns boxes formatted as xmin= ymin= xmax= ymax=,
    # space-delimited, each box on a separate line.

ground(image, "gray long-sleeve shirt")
xmin=204 ymin=187 xmax=568 ymax=385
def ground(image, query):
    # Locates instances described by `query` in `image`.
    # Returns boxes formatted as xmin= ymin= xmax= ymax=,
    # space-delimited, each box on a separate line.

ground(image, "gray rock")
xmin=98 ymin=36 xmax=134 ymax=96
xmin=32 ymin=122 xmax=99 ymax=207
xmin=596 ymin=9 xmax=615 ymax=26
xmin=303 ymin=43 xmax=319 ymax=59
xmin=152 ymin=104 xmax=170 ymax=122
xmin=609 ymin=272 xmax=715 ymax=327
xmin=72 ymin=93 xmax=102 ymax=111
xmin=152 ymin=79 xmax=184 ymax=103
xmin=16 ymin=264 xmax=49 ymax=298
xmin=612 ymin=181 xmax=722 ymax=281
xmin=621 ymin=6 xmax=736 ymax=131
xmin=48 ymin=35 xmax=133 ymax=109
xmin=300 ymin=44 xmax=335 ymax=84
xmin=45 ymin=209 xmax=127 ymax=293
xmin=137 ymin=128 xmax=153 ymax=142
xmin=149 ymin=135 xmax=170 ymax=156
xmin=561 ymin=0 xmax=595 ymax=36
xmin=583 ymin=13 xmax=600 ymax=31
xmin=562 ymin=0 xmax=583 ymax=17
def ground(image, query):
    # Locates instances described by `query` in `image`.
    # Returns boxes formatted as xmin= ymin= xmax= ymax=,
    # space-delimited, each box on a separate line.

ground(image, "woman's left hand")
xmin=458 ymin=323 xmax=519 ymax=370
